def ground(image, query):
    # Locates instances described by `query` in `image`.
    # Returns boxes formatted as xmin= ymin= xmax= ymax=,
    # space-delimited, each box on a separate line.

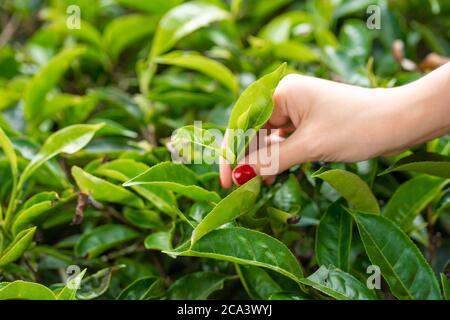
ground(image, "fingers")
xmin=219 ymin=130 xmax=233 ymax=188
xmin=233 ymin=133 xmax=307 ymax=185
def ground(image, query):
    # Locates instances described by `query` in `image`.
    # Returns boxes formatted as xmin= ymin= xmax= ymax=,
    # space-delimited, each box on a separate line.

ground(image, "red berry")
xmin=232 ymin=164 xmax=257 ymax=186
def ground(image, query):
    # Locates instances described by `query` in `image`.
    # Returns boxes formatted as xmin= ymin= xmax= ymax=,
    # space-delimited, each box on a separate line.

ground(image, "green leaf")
xmin=339 ymin=19 xmax=371 ymax=64
xmin=11 ymin=200 xmax=55 ymax=236
xmin=75 ymin=224 xmax=140 ymax=259
xmin=191 ymin=176 xmax=261 ymax=244
xmin=272 ymin=174 xmax=301 ymax=212
xmin=144 ymin=230 xmax=173 ymax=251
xmin=170 ymin=227 xmax=303 ymax=283
xmin=117 ymin=276 xmax=164 ymax=300
xmin=149 ymin=1 xmax=230 ymax=59
xmin=72 ymin=166 xmax=145 ymax=208
xmin=273 ymin=41 xmax=319 ymax=62
xmin=441 ymin=273 xmax=450 ymax=300
xmin=312 ymin=168 xmax=380 ymax=214
xmin=22 ymin=191 xmax=59 ymax=210
xmin=384 ymin=175 xmax=448 ymax=231
xmin=236 ymin=265 xmax=282 ymax=300
xmin=103 ymin=14 xmax=157 ymax=59
xmin=352 ymin=211 xmax=441 ymax=300
xmin=0 ymin=126 xmax=17 ymax=178
xmin=24 ymin=47 xmax=87 ymax=121
xmin=0 ymin=281 xmax=56 ymax=300
xmin=124 ymin=162 xmax=220 ymax=203
xmin=0 ymin=227 xmax=36 ymax=267
xmin=166 ymin=272 xmax=229 ymax=300
xmin=21 ymin=124 xmax=104 ymax=184
xmin=124 ymin=208 xmax=163 ymax=229
xmin=94 ymin=159 xmax=178 ymax=218
xmin=316 ymin=200 xmax=352 ymax=272
xmin=170 ymin=125 xmax=235 ymax=163
xmin=48 ymin=18 xmax=102 ymax=48
xmin=77 ymin=265 xmax=125 ymax=300
xmin=225 ymin=63 xmax=286 ymax=160
xmin=258 ymin=11 xmax=313 ymax=43
xmin=156 ymin=51 xmax=239 ymax=95
xmin=379 ymin=152 xmax=450 ymax=179
xmin=56 ymin=269 xmax=87 ymax=300
xmin=300 ymin=265 xmax=377 ymax=300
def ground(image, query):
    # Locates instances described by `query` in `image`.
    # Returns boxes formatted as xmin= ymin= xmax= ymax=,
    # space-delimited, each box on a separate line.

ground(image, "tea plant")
xmin=0 ymin=0 xmax=449 ymax=300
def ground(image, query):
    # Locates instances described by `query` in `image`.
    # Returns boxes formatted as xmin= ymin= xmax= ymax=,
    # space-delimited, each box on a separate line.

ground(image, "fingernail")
xmin=232 ymin=164 xmax=257 ymax=186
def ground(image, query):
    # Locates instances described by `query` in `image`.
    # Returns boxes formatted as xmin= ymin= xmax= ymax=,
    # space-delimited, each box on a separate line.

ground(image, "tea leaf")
xmin=56 ymin=269 xmax=87 ymax=300
xmin=72 ymin=166 xmax=145 ymax=209
xmin=225 ymin=63 xmax=286 ymax=160
xmin=24 ymin=47 xmax=87 ymax=121
xmin=352 ymin=211 xmax=442 ymax=300
xmin=21 ymin=124 xmax=104 ymax=184
xmin=191 ymin=176 xmax=261 ymax=244
xmin=157 ymin=51 xmax=239 ymax=95
xmin=236 ymin=265 xmax=282 ymax=300
xmin=166 ymin=272 xmax=229 ymax=299
xmin=149 ymin=1 xmax=230 ymax=59
xmin=169 ymin=227 xmax=304 ymax=283
xmin=379 ymin=152 xmax=450 ymax=178
xmin=11 ymin=201 xmax=55 ymax=236
xmin=124 ymin=162 xmax=220 ymax=203
xmin=0 ymin=126 xmax=17 ymax=178
xmin=313 ymin=169 xmax=380 ymax=214
xmin=316 ymin=200 xmax=352 ymax=272
xmin=300 ymin=265 xmax=377 ymax=300
xmin=117 ymin=276 xmax=164 ymax=300
xmin=103 ymin=14 xmax=157 ymax=59
xmin=0 ymin=227 xmax=36 ymax=267
xmin=75 ymin=224 xmax=140 ymax=259
xmin=384 ymin=175 xmax=448 ymax=231
xmin=0 ymin=281 xmax=56 ymax=300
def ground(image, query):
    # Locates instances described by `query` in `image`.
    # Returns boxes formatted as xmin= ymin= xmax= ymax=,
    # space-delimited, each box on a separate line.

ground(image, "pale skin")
xmin=220 ymin=62 xmax=450 ymax=188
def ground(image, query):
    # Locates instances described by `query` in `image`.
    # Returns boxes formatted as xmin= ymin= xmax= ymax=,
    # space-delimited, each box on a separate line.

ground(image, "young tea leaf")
xmin=0 ymin=227 xmax=36 ymax=267
xmin=225 ymin=63 xmax=286 ymax=161
xmin=20 ymin=124 xmax=104 ymax=184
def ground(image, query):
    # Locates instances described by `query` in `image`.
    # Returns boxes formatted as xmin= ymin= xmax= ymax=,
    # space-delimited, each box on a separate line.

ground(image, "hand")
xmin=220 ymin=63 xmax=450 ymax=187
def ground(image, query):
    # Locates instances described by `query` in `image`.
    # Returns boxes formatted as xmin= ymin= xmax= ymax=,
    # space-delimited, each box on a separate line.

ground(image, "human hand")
xmin=220 ymin=63 xmax=450 ymax=188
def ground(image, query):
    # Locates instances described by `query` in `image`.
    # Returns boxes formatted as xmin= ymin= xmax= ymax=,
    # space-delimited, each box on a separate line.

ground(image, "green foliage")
xmin=0 ymin=0 xmax=449 ymax=300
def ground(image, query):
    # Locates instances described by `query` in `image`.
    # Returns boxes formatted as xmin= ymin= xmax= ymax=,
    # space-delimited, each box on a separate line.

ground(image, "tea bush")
xmin=0 ymin=0 xmax=449 ymax=300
